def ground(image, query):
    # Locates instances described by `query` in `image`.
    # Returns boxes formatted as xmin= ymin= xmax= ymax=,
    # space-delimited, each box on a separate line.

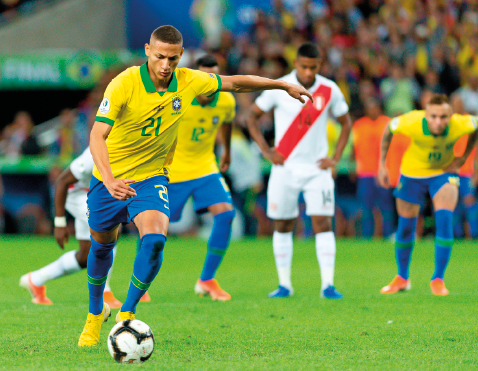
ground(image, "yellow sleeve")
xmin=224 ymin=93 xmax=236 ymax=123
xmin=458 ymin=114 xmax=478 ymax=134
xmin=389 ymin=111 xmax=421 ymax=135
xmin=95 ymin=76 xmax=128 ymax=126
xmin=189 ymin=69 xmax=221 ymax=97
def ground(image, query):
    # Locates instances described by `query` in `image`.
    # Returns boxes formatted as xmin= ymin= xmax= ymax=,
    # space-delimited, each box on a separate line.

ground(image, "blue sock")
xmin=121 ymin=234 xmax=166 ymax=313
xmin=432 ymin=209 xmax=453 ymax=280
xmin=465 ymin=203 xmax=478 ymax=238
xmin=200 ymin=210 xmax=235 ymax=281
xmin=382 ymin=211 xmax=395 ymax=238
xmin=87 ymin=238 xmax=115 ymax=315
xmin=395 ymin=216 xmax=417 ymax=280
xmin=361 ymin=209 xmax=374 ymax=237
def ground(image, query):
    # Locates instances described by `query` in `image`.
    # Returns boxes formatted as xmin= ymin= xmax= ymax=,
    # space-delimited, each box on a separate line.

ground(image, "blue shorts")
xmin=168 ymin=173 xmax=232 ymax=222
xmin=393 ymin=173 xmax=460 ymax=205
xmin=87 ymin=175 xmax=170 ymax=233
xmin=459 ymin=176 xmax=475 ymax=199
xmin=357 ymin=177 xmax=394 ymax=212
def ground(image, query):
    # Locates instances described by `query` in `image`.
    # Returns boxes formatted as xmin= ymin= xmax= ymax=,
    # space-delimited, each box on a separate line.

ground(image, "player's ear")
xmin=145 ymin=43 xmax=150 ymax=57
xmin=180 ymin=47 xmax=184 ymax=58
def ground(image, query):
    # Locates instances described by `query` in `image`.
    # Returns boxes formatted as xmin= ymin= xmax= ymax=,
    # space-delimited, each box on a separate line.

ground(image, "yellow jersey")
xmin=93 ymin=62 xmax=221 ymax=182
xmin=389 ymin=110 xmax=477 ymax=178
xmin=169 ymin=92 xmax=235 ymax=183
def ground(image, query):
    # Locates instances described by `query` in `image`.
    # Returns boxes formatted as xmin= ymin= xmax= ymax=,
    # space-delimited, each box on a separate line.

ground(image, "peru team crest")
xmin=172 ymin=96 xmax=182 ymax=112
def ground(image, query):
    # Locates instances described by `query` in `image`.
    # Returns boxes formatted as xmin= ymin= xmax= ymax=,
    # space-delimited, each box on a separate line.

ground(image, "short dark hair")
xmin=427 ymin=94 xmax=450 ymax=106
xmin=151 ymin=25 xmax=183 ymax=45
xmin=196 ymin=55 xmax=218 ymax=68
xmin=297 ymin=42 xmax=321 ymax=59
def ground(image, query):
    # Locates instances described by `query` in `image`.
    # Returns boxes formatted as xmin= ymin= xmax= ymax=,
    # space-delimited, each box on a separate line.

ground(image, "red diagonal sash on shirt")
xmin=276 ymin=84 xmax=332 ymax=159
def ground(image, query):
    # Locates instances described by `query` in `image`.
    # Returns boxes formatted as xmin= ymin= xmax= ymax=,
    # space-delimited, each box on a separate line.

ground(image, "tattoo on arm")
xmin=381 ymin=127 xmax=394 ymax=165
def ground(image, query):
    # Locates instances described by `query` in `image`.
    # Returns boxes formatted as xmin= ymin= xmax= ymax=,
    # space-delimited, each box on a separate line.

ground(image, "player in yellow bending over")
xmin=78 ymin=25 xmax=312 ymax=346
xmin=378 ymin=94 xmax=478 ymax=296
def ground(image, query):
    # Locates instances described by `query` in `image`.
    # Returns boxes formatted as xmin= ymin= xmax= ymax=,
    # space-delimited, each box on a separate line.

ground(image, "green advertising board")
xmin=0 ymin=50 xmax=145 ymax=90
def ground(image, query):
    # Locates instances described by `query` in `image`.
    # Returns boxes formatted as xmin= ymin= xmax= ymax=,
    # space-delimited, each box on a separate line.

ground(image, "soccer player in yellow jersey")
xmin=167 ymin=55 xmax=235 ymax=301
xmin=78 ymin=25 xmax=312 ymax=346
xmin=378 ymin=94 xmax=478 ymax=296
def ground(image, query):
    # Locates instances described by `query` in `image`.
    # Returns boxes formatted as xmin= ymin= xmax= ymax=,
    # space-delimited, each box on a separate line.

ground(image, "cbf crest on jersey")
xmin=172 ymin=95 xmax=182 ymax=113
xmin=212 ymin=116 xmax=219 ymax=125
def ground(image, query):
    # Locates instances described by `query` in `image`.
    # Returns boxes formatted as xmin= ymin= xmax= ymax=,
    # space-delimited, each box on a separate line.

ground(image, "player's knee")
xmin=312 ymin=217 xmax=332 ymax=234
xmin=90 ymin=238 xmax=115 ymax=259
xmin=76 ymin=251 xmax=88 ymax=268
xmin=397 ymin=216 xmax=417 ymax=242
xmin=214 ymin=209 xmax=235 ymax=225
xmin=140 ymin=234 xmax=167 ymax=263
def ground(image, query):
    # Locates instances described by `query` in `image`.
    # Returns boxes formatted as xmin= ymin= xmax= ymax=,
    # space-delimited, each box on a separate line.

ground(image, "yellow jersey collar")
xmin=422 ymin=118 xmax=449 ymax=137
xmin=191 ymin=93 xmax=220 ymax=107
xmin=140 ymin=62 xmax=178 ymax=96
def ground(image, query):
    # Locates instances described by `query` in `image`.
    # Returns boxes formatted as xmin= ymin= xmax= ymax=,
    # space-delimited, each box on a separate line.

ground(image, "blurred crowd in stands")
xmin=2 ymin=0 xmax=478 ymax=238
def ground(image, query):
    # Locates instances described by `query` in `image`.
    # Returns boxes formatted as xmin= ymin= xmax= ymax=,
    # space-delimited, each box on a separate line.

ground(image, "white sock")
xmin=273 ymin=231 xmax=293 ymax=290
xmin=315 ymin=231 xmax=336 ymax=291
xmin=104 ymin=246 xmax=117 ymax=292
xmin=30 ymin=250 xmax=81 ymax=287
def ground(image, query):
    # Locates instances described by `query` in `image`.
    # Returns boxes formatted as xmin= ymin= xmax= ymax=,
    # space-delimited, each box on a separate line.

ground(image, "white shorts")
xmin=267 ymin=165 xmax=335 ymax=220
xmin=65 ymin=190 xmax=90 ymax=240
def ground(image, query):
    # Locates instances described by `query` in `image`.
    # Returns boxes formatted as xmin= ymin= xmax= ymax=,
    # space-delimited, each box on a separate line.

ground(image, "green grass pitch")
xmin=1 ymin=235 xmax=477 ymax=370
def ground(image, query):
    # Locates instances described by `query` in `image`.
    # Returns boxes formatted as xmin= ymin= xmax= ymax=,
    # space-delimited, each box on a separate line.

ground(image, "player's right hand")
xmin=54 ymin=227 xmax=68 ymax=249
xmin=377 ymin=166 xmax=391 ymax=189
xmin=263 ymin=147 xmax=285 ymax=165
xmin=285 ymin=83 xmax=313 ymax=104
xmin=104 ymin=178 xmax=137 ymax=200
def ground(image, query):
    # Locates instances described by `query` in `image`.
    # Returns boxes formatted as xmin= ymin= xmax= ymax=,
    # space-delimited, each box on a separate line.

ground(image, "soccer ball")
xmin=107 ymin=319 xmax=155 ymax=364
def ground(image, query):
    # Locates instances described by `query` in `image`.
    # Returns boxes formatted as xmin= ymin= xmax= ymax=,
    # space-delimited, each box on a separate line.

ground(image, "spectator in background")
xmin=451 ymin=93 xmax=478 ymax=238
xmin=457 ymin=73 xmax=478 ymax=115
xmin=3 ymin=111 xmax=41 ymax=157
xmin=352 ymin=98 xmax=394 ymax=238
xmin=227 ymin=126 xmax=263 ymax=236
xmin=380 ymin=62 xmax=419 ymax=117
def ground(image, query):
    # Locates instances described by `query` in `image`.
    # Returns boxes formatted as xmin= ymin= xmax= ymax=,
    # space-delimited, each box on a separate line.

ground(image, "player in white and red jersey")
xmin=246 ymin=42 xmax=352 ymax=299
xmin=20 ymin=147 xmax=121 ymax=308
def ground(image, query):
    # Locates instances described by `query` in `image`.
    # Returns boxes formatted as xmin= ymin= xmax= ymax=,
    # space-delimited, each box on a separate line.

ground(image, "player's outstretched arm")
xmin=219 ymin=123 xmax=233 ymax=172
xmin=90 ymin=121 xmax=137 ymax=201
xmin=318 ymin=113 xmax=353 ymax=169
xmin=378 ymin=125 xmax=394 ymax=189
xmin=220 ymin=75 xmax=313 ymax=104
xmin=445 ymin=129 xmax=478 ymax=174
xmin=53 ymin=168 xmax=79 ymax=249
xmin=245 ymin=104 xmax=285 ymax=165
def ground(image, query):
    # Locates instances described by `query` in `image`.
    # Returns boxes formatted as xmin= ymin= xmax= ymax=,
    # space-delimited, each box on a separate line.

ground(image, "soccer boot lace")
xmin=19 ymin=273 xmax=53 ymax=305
xmin=268 ymin=285 xmax=293 ymax=298
xmin=78 ymin=303 xmax=111 ymax=347
xmin=321 ymin=285 xmax=343 ymax=299
xmin=195 ymin=279 xmax=231 ymax=301
xmin=116 ymin=310 xmax=136 ymax=323
xmin=380 ymin=275 xmax=411 ymax=294
xmin=103 ymin=291 xmax=122 ymax=309
xmin=430 ymin=278 xmax=449 ymax=296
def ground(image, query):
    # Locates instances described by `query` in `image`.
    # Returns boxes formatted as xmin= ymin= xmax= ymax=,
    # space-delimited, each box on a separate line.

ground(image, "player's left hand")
xmin=219 ymin=152 xmax=231 ymax=172
xmin=54 ymin=227 xmax=69 ymax=249
xmin=444 ymin=158 xmax=464 ymax=174
xmin=317 ymin=157 xmax=337 ymax=170
xmin=285 ymin=83 xmax=313 ymax=104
